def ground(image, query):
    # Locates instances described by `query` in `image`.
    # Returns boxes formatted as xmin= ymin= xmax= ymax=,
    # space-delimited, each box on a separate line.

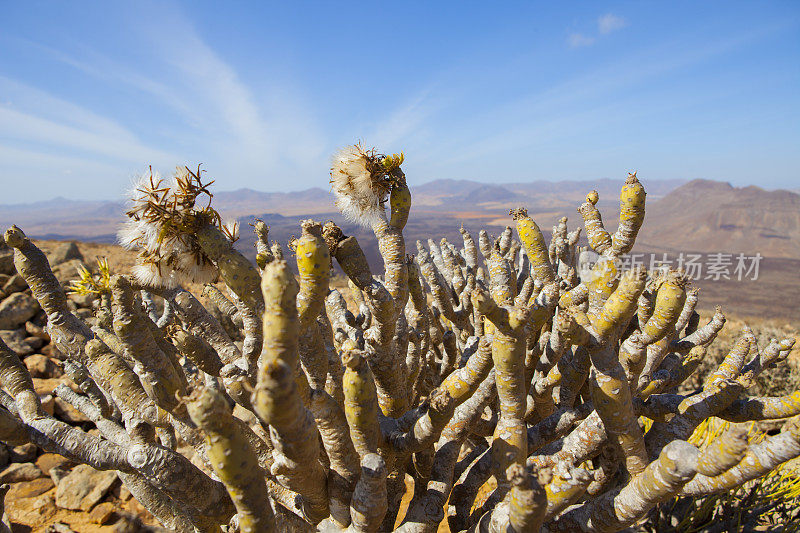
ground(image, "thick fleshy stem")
xmin=460 ymin=226 xmax=479 ymax=272
xmin=309 ymin=389 xmax=360 ymax=528
xmin=254 ymin=260 xmax=329 ymax=524
xmin=388 ymin=388 xmax=457 ymax=454
xmin=172 ymin=329 xmax=223 ymax=376
xmin=610 ymin=172 xmax=646 ymax=256
xmin=585 ymin=268 xmax=649 ymax=475
xmin=231 ymin=292 xmax=262 ymax=367
xmin=342 ymin=350 xmax=384 ymax=458
xmin=576 ymin=190 xmax=612 ymax=255
xmin=373 ymin=175 xmax=410 ymax=316
xmin=511 ymin=208 xmax=556 ymax=286
xmin=398 ymin=371 xmax=496 ymax=533
xmin=472 ymin=288 xmax=529 ymax=476
xmin=682 ymin=421 xmax=800 ymax=497
xmin=645 ymin=379 xmax=744 ymax=459
xmin=296 ymin=221 xmax=331 ymax=389
xmin=670 ymin=307 xmax=726 ymax=353
xmin=543 ymin=463 xmax=592 ymax=520
xmin=253 ymin=219 xmax=274 ymax=270
xmin=111 ymin=275 xmax=185 ymax=410
xmin=348 ymin=453 xmax=388 ymax=533
xmin=416 ymin=246 xmax=469 ymax=333
xmin=718 ymin=391 xmax=800 ymax=422
xmin=187 ymin=387 xmax=275 ymax=533
xmin=196 ymin=223 xmax=264 ymax=314
xmin=328 ymin=227 xmax=407 ymax=418
xmin=61 ymin=360 xmax=114 ymax=419
xmin=203 ymin=284 xmax=243 ymax=328
xmin=506 ymin=463 xmax=551 ymax=533
xmin=695 ymin=426 xmax=749 ymax=477
xmin=4 ymin=226 xmax=93 ymax=361
xmin=85 ymin=339 xmax=168 ymax=427
xmin=0 ymin=336 xmax=40 ymax=419
xmin=550 ymin=440 xmax=698 ymax=532
xmin=171 ymin=289 xmax=241 ymax=365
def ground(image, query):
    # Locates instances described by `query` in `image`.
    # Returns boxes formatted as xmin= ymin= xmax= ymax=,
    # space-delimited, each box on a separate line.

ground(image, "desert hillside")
xmin=3 ymin=177 xmax=797 ymax=259
xmin=0 ymin=177 xmax=683 ymax=244
xmin=637 ymin=179 xmax=800 ymax=259
xmin=2 ymin=177 xmax=797 ymax=320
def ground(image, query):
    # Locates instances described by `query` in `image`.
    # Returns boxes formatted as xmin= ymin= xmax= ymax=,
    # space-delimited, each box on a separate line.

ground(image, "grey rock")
xmin=36 ymin=452 xmax=73 ymax=477
xmin=0 ymin=253 xmax=13 ymax=276
xmin=9 ymin=443 xmax=38 ymax=463
xmin=24 ymin=336 xmax=44 ymax=351
xmin=55 ymin=464 xmax=118 ymax=511
xmin=0 ymin=329 xmax=34 ymax=356
xmin=0 ymin=462 xmax=43 ymax=483
xmin=1 ymin=274 xmax=26 ymax=294
xmin=75 ymin=308 xmax=94 ymax=320
xmin=24 ymin=354 xmax=62 ymax=378
xmin=51 ymin=259 xmax=86 ymax=284
xmin=41 ymin=343 xmax=63 ymax=359
xmin=0 ymin=292 xmax=39 ymax=330
xmin=25 ymin=320 xmax=50 ymax=341
xmin=68 ymin=292 xmax=96 ymax=309
xmin=49 ymin=465 xmax=70 ymax=486
xmin=49 ymin=242 xmax=83 ymax=266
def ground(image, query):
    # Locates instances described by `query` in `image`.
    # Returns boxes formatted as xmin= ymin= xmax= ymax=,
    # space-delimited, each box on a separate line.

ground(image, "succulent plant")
xmin=0 ymin=146 xmax=797 ymax=532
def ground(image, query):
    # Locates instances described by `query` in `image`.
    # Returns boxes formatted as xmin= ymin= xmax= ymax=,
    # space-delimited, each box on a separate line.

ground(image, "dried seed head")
xmin=118 ymin=166 xmax=230 ymax=287
xmin=330 ymin=144 xmax=400 ymax=227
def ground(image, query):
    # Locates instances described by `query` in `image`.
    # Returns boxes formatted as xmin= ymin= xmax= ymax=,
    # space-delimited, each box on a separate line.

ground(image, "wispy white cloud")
xmin=134 ymin=6 xmax=328 ymax=184
xmin=0 ymin=76 xmax=178 ymax=200
xmin=0 ymin=82 xmax=175 ymax=166
xmin=2 ymin=4 xmax=328 ymax=201
xmin=568 ymin=13 xmax=627 ymax=48
xmin=598 ymin=14 xmax=627 ymax=35
xmin=368 ymin=89 xmax=439 ymax=149
xmin=568 ymin=33 xmax=596 ymax=48
xmin=0 ymin=76 xmax=140 ymax=142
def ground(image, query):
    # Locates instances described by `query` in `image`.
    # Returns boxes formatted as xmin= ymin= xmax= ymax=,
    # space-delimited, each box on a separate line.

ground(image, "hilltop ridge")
xmin=2 ymin=176 xmax=798 ymax=260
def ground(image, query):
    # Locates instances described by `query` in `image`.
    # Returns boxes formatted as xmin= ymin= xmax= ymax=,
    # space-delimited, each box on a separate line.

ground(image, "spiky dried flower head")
xmin=330 ymin=143 xmax=405 ymax=227
xmin=69 ymin=257 xmax=112 ymax=296
xmin=509 ymin=207 xmax=528 ymax=220
xmin=118 ymin=165 xmax=235 ymax=288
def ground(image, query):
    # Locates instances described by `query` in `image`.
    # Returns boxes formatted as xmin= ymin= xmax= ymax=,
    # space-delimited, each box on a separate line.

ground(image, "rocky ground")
xmin=0 ymin=240 xmax=163 ymax=532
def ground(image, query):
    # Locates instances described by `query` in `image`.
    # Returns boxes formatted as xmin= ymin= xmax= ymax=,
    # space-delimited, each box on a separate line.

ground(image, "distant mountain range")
xmin=1 ymin=177 xmax=798 ymax=262
xmin=636 ymin=180 xmax=800 ymax=260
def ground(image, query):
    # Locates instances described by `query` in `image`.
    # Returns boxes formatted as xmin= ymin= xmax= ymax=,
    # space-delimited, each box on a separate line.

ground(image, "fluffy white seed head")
xmin=174 ymin=251 xmax=218 ymax=285
xmin=131 ymin=261 xmax=183 ymax=289
xmin=330 ymin=145 xmax=389 ymax=227
xmin=118 ymin=166 xmax=221 ymax=287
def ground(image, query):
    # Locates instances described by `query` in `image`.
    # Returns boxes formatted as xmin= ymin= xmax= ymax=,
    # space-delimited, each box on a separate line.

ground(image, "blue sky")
xmin=1 ymin=1 xmax=798 ymax=202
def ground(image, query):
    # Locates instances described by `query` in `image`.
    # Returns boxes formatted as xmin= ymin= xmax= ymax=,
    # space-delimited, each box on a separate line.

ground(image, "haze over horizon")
xmin=2 ymin=176 xmax=796 ymax=208
xmin=2 ymin=1 xmax=799 ymax=202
